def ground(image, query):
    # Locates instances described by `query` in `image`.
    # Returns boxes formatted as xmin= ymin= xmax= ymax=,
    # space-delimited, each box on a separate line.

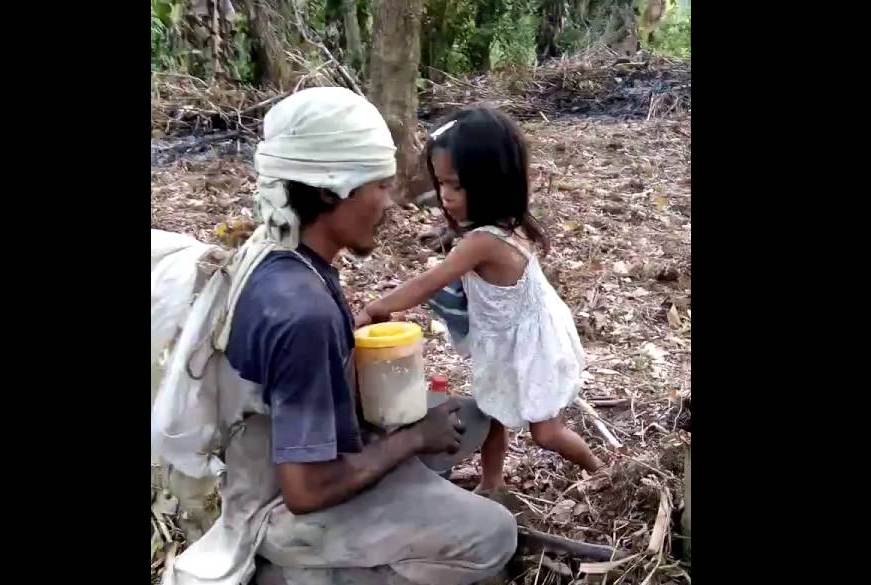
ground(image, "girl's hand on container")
xmin=354 ymin=309 xmax=374 ymax=329
xmin=355 ymin=301 xmax=393 ymax=329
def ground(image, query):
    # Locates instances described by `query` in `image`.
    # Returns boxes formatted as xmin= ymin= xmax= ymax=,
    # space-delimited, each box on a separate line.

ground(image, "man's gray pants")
xmin=253 ymin=398 xmax=517 ymax=585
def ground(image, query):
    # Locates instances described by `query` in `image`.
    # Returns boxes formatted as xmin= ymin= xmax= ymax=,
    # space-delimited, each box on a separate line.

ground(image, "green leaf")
xmin=169 ymin=2 xmax=184 ymax=26
xmin=152 ymin=0 xmax=172 ymax=26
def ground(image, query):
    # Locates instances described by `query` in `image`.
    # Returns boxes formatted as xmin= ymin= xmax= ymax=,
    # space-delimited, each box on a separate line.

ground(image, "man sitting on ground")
xmin=164 ymin=87 xmax=517 ymax=585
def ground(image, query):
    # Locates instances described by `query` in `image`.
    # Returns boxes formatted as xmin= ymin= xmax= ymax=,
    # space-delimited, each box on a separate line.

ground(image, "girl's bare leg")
xmin=529 ymin=417 xmax=604 ymax=473
xmin=477 ymin=419 xmax=508 ymax=492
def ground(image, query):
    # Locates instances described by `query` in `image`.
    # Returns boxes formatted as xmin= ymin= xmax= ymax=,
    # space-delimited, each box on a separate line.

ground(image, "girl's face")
xmin=431 ymin=148 xmax=468 ymax=223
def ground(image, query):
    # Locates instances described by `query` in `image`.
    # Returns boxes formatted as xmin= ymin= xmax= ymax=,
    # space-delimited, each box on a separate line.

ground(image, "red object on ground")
xmin=430 ymin=375 xmax=449 ymax=393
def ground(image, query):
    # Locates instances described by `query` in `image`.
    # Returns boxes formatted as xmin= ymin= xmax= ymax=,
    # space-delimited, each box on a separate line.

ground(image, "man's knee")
xmin=470 ymin=498 xmax=518 ymax=570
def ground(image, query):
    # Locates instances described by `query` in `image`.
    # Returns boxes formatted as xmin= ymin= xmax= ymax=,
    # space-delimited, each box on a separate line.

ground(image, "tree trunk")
xmin=570 ymin=0 xmax=592 ymax=26
xmin=342 ymin=0 xmax=365 ymax=74
xmin=600 ymin=0 xmax=638 ymax=55
xmin=367 ymin=0 xmax=424 ymax=203
xmin=243 ymin=0 xmax=298 ymax=90
xmin=536 ymin=0 xmax=565 ymax=61
xmin=638 ymin=0 xmax=671 ymax=44
xmin=564 ymin=1 xmax=640 ymax=57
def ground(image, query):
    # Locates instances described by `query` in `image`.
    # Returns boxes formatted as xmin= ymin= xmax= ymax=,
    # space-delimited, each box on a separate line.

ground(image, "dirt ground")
xmin=151 ymin=112 xmax=691 ymax=584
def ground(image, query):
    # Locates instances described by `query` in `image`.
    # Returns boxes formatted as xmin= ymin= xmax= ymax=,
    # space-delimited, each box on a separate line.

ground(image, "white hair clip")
xmin=430 ymin=120 xmax=457 ymax=140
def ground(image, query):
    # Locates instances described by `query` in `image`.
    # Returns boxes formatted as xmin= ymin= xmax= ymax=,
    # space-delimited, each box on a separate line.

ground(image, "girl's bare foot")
xmin=581 ymin=460 xmax=609 ymax=480
xmin=587 ymin=456 xmax=606 ymax=474
xmin=473 ymin=479 xmax=508 ymax=495
xmin=477 ymin=419 xmax=508 ymax=495
xmin=530 ymin=417 xmax=604 ymax=473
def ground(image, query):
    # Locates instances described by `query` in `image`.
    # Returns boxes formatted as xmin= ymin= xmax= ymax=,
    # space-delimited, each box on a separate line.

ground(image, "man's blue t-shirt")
xmin=225 ymin=245 xmax=363 ymax=464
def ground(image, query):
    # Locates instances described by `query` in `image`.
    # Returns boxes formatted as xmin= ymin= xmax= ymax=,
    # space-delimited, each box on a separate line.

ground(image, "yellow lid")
xmin=355 ymin=322 xmax=423 ymax=349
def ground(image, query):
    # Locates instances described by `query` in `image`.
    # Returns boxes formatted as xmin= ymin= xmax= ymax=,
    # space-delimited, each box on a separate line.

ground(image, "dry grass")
xmin=151 ymin=113 xmax=691 ymax=585
xmin=420 ymin=52 xmax=690 ymax=122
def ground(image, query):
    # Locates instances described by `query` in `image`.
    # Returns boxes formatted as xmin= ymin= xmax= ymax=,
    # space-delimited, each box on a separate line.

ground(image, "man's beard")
xmin=348 ymin=212 xmax=388 ymax=257
xmin=348 ymin=244 xmax=376 ymax=258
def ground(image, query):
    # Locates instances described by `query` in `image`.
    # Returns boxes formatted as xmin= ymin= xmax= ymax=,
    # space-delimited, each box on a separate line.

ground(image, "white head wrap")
xmin=253 ymin=86 xmax=396 ymax=248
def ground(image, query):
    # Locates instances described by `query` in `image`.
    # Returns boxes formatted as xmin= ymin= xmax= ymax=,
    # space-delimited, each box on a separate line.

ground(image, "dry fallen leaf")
xmin=667 ymin=304 xmax=682 ymax=329
xmin=585 ymin=288 xmax=599 ymax=307
xmin=550 ymin=499 xmax=576 ymax=523
xmin=151 ymin=94 xmax=692 ymax=583
xmin=577 ymin=554 xmax=642 ymax=575
xmin=430 ymin=319 xmax=447 ymax=335
xmin=641 ymin=342 xmax=667 ymax=362
xmin=152 ymin=492 xmax=179 ymax=517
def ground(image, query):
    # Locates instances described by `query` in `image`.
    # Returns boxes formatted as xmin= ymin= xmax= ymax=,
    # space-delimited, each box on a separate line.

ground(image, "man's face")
xmin=328 ymin=177 xmax=395 ymax=256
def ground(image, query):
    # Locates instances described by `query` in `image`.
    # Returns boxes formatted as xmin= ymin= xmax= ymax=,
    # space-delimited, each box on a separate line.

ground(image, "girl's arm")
xmin=357 ymin=233 xmax=491 ymax=327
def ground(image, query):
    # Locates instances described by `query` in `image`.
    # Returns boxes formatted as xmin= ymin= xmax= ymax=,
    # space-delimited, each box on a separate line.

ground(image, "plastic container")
xmin=354 ymin=322 xmax=427 ymax=429
xmin=427 ymin=375 xmax=450 ymax=408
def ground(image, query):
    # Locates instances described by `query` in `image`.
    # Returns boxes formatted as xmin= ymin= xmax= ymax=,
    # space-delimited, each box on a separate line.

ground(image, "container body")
xmin=356 ymin=340 xmax=427 ymax=428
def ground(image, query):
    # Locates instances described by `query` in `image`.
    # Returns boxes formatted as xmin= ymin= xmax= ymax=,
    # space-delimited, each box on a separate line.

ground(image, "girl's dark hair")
xmin=425 ymin=107 xmax=549 ymax=254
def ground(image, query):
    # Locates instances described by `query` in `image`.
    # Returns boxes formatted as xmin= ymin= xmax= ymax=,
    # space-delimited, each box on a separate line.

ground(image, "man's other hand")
xmin=413 ymin=399 xmax=466 ymax=455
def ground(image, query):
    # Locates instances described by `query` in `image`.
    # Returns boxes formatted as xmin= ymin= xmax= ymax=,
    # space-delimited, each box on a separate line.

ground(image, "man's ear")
xmin=318 ymin=188 xmax=341 ymax=207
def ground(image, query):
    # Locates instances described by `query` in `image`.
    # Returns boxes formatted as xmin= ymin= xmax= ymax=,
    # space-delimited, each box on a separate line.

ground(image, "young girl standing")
xmin=356 ymin=107 xmax=604 ymax=492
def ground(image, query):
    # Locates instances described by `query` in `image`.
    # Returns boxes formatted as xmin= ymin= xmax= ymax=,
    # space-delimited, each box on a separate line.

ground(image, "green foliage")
xmin=152 ymin=0 xmax=183 ymax=28
xmin=644 ymin=4 xmax=690 ymax=58
xmin=555 ymin=23 xmax=587 ymax=54
xmin=357 ymin=0 xmax=373 ymax=49
xmin=150 ymin=0 xmax=689 ymax=89
xmin=557 ymin=1 xmax=624 ymax=55
xmin=422 ymin=0 xmax=478 ymax=75
xmin=442 ymin=10 xmax=477 ymax=74
xmin=228 ymin=13 xmax=258 ymax=84
xmin=312 ymin=0 xmax=366 ymax=70
xmin=151 ymin=10 xmax=170 ymax=68
xmin=306 ymin=0 xmax=331 ymax=35
xmin=151 ymin=0 xmax=185 ymax=71
xmin=465 ymin=0 xmax=504 ymax=71
xmin=421 ymin=0 xmax=535 ymax=75
xmin=150 ymin=0 xmax=257 ymax=84
xmin=490 ymin=0 xmax=538 ymax=70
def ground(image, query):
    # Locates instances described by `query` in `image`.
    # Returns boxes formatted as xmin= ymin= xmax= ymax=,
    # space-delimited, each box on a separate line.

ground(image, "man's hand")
xmin=412 ymin=399 xmax=466 ymax=454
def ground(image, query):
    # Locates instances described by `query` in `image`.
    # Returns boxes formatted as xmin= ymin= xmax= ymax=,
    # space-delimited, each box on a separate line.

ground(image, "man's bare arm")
xmin=276 ymin=400 xmax=463 ymax=514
